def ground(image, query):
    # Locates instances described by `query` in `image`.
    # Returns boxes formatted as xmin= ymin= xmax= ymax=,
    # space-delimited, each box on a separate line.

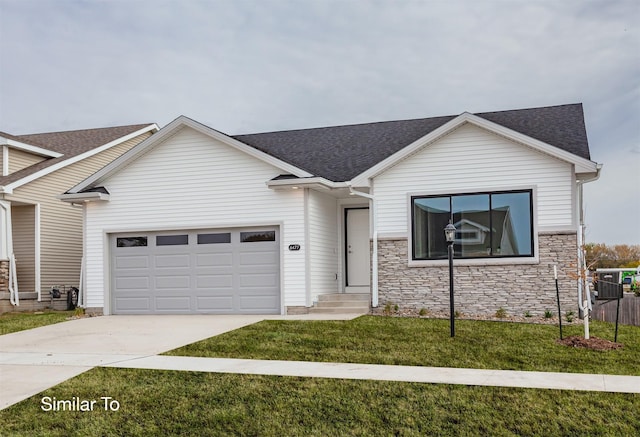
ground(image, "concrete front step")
xmin=314 ymin=301 xmax=370 ymax=308
xmin=308 ymin=306 xmax=370 ymax=314
xmin=310 ymin=293 xmax=370 ymax=314
xmin=317 ymin=293 xmax=369 ymax=302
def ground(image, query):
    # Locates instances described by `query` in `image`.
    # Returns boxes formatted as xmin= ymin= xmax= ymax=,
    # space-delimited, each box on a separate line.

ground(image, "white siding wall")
xmin=84 ymin=127 xmax=306 ymax=312
xmin=308 ymin=189 xmax=339 ymax=302
xmin=374 ymin=123 xmax=575 ymax=235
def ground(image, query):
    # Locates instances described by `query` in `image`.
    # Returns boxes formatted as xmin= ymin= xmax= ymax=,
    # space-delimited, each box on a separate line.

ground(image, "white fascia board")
xmin=266 ymin=177 xmax=348 ymax=190
xmin=351 ymin=112 xmax=600 ymax=185
xmin=0 ymin=137 xmax=63 ymax=158
xmin=58 ymin=192 xmax=110 ymax=203
xmin=68 ymin=116 xmax=312 ymax=194
xmin=5 ymin=124 xmax=159 ymax=193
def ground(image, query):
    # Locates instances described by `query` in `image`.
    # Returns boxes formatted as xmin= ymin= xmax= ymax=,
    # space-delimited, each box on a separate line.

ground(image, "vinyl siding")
xmin=84 ymin=127 xmax=306 ymax=312
xmin=374 ymin=123 xmax=575 ymax=235
xmin=308 ymin=189 xmax=339 ymax=302
xmin=7 ymin=148 xmax=47 ymax=175
xmin=11 ymin=205 xmax=35 ymax=292
xmin=7 ymin=132 xmax=151 ymax=297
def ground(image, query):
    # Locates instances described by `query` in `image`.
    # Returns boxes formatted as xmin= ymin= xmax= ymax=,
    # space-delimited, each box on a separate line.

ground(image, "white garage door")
xmin=111 ymin=227 xmax=280 ymax=314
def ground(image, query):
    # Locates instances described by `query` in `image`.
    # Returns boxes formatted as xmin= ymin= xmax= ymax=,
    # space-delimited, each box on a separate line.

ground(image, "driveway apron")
xmin=0 ymin=315 xmax=268 ymax=409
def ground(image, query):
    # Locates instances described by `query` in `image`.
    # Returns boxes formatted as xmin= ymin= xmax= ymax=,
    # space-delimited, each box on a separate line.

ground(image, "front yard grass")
xmin=0 ymin=311 xmax=74 ymax=335
xmin=2 ymin=316 xmax=639 ymax=435
xmin=166 ymin=316 xmax=640 ymax=375
xmin=0 ymin=367 xmax=638 ymax=436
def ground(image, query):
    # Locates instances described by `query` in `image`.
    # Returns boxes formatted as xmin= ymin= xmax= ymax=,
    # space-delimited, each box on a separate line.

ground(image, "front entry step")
xmin=309 ymin=293 xmax=370 ymax=314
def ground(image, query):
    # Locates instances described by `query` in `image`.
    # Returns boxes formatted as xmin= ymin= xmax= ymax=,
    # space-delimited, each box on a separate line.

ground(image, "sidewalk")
xmin=2 ymin=314 xmax=639 ymax=411
xmin=104 ymin=355 xmax=640 ymax=394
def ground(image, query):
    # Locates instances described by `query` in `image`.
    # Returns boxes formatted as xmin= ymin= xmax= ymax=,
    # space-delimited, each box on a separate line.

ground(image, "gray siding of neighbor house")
xmin=375 ymin=232 xmax=578 ymax=317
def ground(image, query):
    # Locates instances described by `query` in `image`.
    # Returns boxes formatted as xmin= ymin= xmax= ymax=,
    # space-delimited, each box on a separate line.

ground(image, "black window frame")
xmin=411 ymin=189 xmax=534 ymax=260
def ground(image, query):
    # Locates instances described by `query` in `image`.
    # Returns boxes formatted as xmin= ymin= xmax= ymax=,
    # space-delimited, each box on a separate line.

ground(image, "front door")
xmin=345 ymin=208 xmax=370 ymax=292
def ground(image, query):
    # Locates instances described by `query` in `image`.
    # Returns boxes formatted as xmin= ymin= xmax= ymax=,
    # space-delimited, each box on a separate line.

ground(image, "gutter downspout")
xmin=348 ymin=187 xmax=378 ymax=307
xmin=576 ymin=164 xmax=602 ymax=339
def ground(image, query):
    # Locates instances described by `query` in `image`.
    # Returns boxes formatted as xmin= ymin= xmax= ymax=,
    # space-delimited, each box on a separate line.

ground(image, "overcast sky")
xmin=1 ymin=0 xmax=638 ymax=244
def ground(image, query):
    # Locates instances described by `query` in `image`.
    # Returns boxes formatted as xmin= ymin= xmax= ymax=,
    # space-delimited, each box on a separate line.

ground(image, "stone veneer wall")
xmin=377 ymin=231 xmax=578 ymax=317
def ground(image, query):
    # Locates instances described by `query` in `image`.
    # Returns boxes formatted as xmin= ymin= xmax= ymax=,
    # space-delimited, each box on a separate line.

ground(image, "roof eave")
xmin=58 ymin=192 xmax=110 ymax=203
xmin=266 ymin=177 xmax=349 ymax=191
xmin=0 ymin=136 xmax=63 ymax=158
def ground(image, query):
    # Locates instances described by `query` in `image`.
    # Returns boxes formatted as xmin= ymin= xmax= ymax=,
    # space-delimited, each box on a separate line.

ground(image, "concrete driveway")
xmin=1 ymin=314 xmax=345 ymax=409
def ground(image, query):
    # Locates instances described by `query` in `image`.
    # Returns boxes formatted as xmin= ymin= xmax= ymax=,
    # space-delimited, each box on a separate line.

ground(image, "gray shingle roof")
xmin=233 ymin=103 xmax=590 ymax=182
xmin=1 ymin=124 xmax=153 ymax=186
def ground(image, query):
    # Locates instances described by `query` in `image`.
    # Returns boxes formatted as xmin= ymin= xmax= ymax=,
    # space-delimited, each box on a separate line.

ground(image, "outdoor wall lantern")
xmin=444 ymin=222 xmax=456 ymax=337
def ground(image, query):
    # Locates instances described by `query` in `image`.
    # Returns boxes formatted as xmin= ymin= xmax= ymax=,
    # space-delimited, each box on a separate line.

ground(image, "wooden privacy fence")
xmin=591 ymin=294 xmax=640 ymax=326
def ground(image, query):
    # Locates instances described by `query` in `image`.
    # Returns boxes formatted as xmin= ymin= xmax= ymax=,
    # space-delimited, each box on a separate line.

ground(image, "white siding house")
xmin=62 ymin=104 xmax=601 ymax=316
xmin=81 ymin=125 xmax=308 ymax=313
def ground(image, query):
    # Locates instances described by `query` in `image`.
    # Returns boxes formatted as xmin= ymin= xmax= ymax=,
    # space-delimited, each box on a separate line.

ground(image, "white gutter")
xmin=266 ymin=177 xmax=349 ymax=191
xmin=576 ymin=163 xmax=602 ymax=339
xmin=78 ymin=256 xmax=85 ymax=308
xmin=348 ymin=186 xmax=378 ymax=307
xmin=59 ymin=192 xmax=110 ymax=203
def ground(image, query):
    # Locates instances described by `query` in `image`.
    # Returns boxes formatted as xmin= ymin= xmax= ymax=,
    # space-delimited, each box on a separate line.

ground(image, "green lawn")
xmin=166 ymin=316 xmax=640 ymax=375
xmin=2 ymin=316 xmax=639 ymax=435
xmin=0 ymin=367 xmax=638 ymax=436
xmin=0 ymin=311 xmax=75 ymax=335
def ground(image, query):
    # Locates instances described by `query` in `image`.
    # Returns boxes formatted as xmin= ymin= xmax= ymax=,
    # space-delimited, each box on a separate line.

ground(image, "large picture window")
xmin=412 ymin=190 xmax=533 ymax=260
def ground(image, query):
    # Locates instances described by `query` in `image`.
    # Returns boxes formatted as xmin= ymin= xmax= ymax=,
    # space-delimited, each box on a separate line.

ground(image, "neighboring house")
xmin=0 ymin=123 xmax=158 ymax=312
xmin=61 ymin=103 xmax=601 ymax=317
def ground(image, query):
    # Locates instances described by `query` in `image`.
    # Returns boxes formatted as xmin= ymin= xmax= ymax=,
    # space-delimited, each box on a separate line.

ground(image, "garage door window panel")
xmin=240 ymin=231 xmax=276 ymax=242
xmin=117 ymin=237 xmax=148 ymax=247
xmin=198 ymin=233 xmax=231 ymax=244
xmin=156 ymin=235 xmax=189 ymax=246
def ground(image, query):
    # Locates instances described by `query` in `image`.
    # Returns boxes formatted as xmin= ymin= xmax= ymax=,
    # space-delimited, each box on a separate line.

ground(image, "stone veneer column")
xmin=376 ymin=231 xmax=578 ymax=317
xmin=0 ymin=260 xmax=8 ymax=294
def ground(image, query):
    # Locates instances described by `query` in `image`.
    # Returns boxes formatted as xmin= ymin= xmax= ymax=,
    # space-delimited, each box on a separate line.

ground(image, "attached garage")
xmin=110 ymin=227 xmax=280 ymax=314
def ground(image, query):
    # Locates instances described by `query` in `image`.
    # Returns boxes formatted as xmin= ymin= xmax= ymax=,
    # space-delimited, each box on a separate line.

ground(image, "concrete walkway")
xmin=104 ymin=356 xmax=640 ymax=394
xmin=2 ymin=314 xmax=639 ymax=410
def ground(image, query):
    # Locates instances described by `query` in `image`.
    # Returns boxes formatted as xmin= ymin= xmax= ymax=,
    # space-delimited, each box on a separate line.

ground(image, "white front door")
xmin=346 ymin=208 xmax=370 ymax=291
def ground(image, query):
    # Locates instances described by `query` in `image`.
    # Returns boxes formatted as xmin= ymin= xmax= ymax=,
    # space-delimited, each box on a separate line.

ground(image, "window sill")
xmin=408 ymin=256 xmax=539 ymax=268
